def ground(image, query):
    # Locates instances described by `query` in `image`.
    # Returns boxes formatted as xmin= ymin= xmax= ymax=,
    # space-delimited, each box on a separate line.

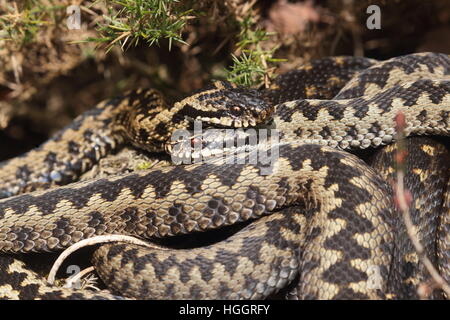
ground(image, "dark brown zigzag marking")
xmin=321 ymin=158 xmax=392 ymax=287
xmin=0 ymin=256 xmax=123 ymax=300
xmin=0 ymin=162 xmax=250 ymax=218
xmin=353 ymin=98 xmax=369 ymax=119
xmin=280 ymin=79 xmax=450 ymax=122
xmin=95 ymin=208 xmax=306 ymax=299
xmin=126 ymin=89 xmax=161 ymax=110
xmin=0 ymin=262 xmax=39 ymax=299
xmin=0 ymin=100 xmax=124 ymax=199
xmin=269 ymin=56 xmax=376 ymax=103
xmin=154 ymin=122 xmax=168 ymax=136
xmin=275 ymin=103 xmax=295 ymax=122
xmin=286 ymin=144 xmax=345 ymax=172
xmin=336 ymin=53 xmax=450 ymax=99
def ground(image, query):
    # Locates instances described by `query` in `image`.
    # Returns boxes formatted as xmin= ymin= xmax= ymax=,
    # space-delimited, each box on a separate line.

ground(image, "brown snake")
xmin=0 ymin=52 xmax=449 ymax=299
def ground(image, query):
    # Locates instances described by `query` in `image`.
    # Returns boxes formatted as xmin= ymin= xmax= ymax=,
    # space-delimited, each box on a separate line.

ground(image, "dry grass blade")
xmin=47 ymin=234 xmax=164 ymax=285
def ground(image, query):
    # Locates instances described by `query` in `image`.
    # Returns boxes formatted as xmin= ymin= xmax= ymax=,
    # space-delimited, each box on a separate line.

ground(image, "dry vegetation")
xmin=0 ymin=0 xmax=449 ymax=159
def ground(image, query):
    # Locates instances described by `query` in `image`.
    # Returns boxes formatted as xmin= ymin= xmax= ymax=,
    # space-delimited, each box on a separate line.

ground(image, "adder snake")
xmin=0 ymin=52 xmax=449 ymax=299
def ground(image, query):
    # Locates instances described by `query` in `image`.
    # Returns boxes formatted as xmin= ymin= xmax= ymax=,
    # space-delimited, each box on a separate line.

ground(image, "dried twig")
xmin=47 ymin=234 xmax=163 ymax=285
xmin=64 ymin=266 xmax=96 ymax=290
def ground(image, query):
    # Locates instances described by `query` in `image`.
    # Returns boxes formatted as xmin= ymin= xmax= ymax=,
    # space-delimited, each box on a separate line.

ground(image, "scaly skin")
xmin=0 ymin=53 xmax=448 ymax=299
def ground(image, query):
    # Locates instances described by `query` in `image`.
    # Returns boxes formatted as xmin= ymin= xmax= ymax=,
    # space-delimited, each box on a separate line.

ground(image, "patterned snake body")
xmin=92 ymin=137 xmax=450 ymax=300
xmin=0 ymin=52 xmax=449 ymax=299
xmin=92 ymin=142 xmax=395 ymax=300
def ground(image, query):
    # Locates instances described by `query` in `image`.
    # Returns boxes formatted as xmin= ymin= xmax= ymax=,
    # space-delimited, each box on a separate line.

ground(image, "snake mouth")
xmin=199 ymin=116 xmax=259 ymax=128
xmin=192 ymin=105 xmax=275 ymax=129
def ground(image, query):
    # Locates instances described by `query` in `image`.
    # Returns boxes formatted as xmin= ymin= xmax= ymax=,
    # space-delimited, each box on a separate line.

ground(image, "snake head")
xmin=174 ymin=81 xmax=274 ymax=128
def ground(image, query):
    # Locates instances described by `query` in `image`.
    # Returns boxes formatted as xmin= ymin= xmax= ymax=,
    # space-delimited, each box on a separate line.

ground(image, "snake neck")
xmin=114 ymin=81 xmax=274 ymax=154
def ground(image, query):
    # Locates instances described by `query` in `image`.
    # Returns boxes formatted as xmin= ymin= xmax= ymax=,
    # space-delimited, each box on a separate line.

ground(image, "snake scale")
xmin=0 ymin=52 xmax=449 ymax=299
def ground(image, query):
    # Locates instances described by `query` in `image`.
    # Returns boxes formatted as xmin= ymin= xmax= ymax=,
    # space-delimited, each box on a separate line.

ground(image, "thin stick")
xmin=47 ymin=234 xmax=164 ymax=285
xmin=64 ymin=266 xmax=96 ymax=289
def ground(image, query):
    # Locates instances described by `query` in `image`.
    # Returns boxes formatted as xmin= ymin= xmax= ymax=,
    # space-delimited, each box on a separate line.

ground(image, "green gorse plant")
xmin=226 ymin=15 xmax=284 ymax=87
xmin=0 ymin=1 xmax=65 ymax=46
xmin=84 ymin=0 xmax=194 ymax=51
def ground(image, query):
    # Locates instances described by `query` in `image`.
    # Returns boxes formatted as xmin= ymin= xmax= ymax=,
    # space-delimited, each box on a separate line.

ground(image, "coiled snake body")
xmin=0 ymin=52 xmax=449 ymax=299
